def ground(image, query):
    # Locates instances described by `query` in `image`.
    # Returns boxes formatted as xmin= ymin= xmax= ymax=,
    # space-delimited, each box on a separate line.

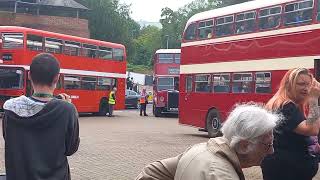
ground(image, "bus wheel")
xmin=98 ymin=99 xmax=108 ymax=116
xmin=153 ymin=104 xmax=162 ymax=117
xmin=206 ymin=109 xmax=221 ymax=138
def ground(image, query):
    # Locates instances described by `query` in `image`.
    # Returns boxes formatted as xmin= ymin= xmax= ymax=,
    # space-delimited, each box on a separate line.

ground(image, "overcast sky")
xmin=120 ymin=0 xmax=194 ymax=22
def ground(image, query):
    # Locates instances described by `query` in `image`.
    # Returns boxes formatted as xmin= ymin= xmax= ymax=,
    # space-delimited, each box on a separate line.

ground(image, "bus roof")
xmin=186 ymin=0 xmax=295 ymax=28
xmin=0 ymin=26 xmax=125 ymax=49
xmin=155 ymin=49 xmax=181 ymax=54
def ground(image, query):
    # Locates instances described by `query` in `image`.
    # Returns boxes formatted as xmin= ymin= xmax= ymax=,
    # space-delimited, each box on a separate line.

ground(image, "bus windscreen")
xmin=0 ymin=68 xmax=24 ymax=89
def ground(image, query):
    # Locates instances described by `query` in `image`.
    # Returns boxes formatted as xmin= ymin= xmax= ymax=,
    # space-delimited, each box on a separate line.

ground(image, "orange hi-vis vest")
xmin=139 ymin=97 xmax=146 ymax=104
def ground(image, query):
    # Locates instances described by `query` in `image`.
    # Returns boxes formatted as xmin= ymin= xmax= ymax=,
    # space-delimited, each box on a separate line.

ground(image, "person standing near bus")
xmin=140 ymin=89 xmax=148 ymax=116
xmin=2 ymin=53 xmax=80 ymax=180
xmin=108 ymin=87 xmax=117 ymax=117
xmin=261 ymin=68 xmax=320 ymax=180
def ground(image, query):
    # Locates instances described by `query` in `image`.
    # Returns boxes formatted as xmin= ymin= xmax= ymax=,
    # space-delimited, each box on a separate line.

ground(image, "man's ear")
xmin=237 ymin=140 xmax=251 ymax=154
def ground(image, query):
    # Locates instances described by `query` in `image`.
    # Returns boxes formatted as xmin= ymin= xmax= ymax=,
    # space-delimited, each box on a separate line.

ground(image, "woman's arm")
xmin=295 ymin=97 xmax=320 ymax=136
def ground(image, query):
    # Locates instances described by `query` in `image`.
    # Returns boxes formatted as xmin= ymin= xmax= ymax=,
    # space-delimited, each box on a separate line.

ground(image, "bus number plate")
xmin=169 ymin=108 xmax=178 ymax=111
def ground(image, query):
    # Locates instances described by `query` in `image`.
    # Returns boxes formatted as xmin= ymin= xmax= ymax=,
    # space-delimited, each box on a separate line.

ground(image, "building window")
xmin=195 ymin=74 xmax=211 ymax=92
xmin=64 ymin=75 xmax=81 ymax=90
xmin=82 ymin=44 xmax=97 ymax=58
xmin=256 ymin=72 xmax=272 ymax=93
xmin=27 ymin=34 xmax=43 ymax=51
xmin=98 ymin=46 xmax=113 ymax=60
xmin=113 ymin=48 xmax=124 ymax=61
xmin=45 ymin=38 xmax=63 ymax=54
xmin=2 ymin=33 xmax=24 ymax=49
xmin=259 ymin=6 xmax=281 ymax=30
xmin=216 ymin=15 xmax=234 ymax=37
xmin=284 ymin=0 xmax=313 ymax=26
xmin=81 ymin=76 xmax=97 ymax=90
xmin=159 ymin=54 xmax=174 ymax=63
xmin=97 ymin=77 xmax=114 ymax=90
xmin=213 ymin=74 xmax=230 ymax=93
xmin=236 ymin=11 xmax=256 ymax=34
xmin=184 ymin=23 xmax=197 ymax=40
xmin=185 ymin=76 xmax=193 ymax=92
xmin=199 ymin=20 xmax=214 ymax=39
xmin=232 ymin=73 xmax=253 ymax=93
xmin=64 ymin=41 xmax=81 ymax=56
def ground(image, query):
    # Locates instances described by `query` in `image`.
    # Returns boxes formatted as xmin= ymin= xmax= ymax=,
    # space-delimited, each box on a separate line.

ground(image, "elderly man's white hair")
xmin=221 ymin=103 xmax=279 ymax=152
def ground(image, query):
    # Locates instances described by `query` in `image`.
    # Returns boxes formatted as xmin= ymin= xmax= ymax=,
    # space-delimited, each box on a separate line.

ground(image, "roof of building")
xmin=0 ymin=0 xmax=88 ymax=10
xmin=39 ymin=0 xmax=88 ymax=10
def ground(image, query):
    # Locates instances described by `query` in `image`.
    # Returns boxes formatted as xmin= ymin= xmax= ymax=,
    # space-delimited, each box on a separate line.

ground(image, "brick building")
xmin=0 ymin=0 xmax=90 ymax=38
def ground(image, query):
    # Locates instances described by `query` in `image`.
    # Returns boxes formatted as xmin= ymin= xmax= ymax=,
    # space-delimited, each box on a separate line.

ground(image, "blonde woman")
xmin=261 ymin=68 xmax=320 ymax=180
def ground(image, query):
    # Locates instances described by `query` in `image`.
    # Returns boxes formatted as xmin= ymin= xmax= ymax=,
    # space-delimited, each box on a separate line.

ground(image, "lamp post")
xmin=165 ymin=35 xmax=169 ymax=49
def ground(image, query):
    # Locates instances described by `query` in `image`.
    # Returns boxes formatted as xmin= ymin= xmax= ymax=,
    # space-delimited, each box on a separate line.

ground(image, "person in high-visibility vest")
xmin=108 ymin=87 xmax=117 ymax=117
xmin=139 ymin=89 xmax=148 ymax=116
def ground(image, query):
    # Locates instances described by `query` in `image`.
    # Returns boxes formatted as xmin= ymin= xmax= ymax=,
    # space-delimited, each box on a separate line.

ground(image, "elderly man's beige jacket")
xmin=135 ymin=137 xmax=245 ymax=180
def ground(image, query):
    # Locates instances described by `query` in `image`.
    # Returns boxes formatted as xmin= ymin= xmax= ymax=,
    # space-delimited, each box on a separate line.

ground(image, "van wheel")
xmin=153 ymin=104 xmax=162 ymax=117
xmin=206 ymin=109 xmax=221 ymax=138
xmin=97 ymin=99 xmax=108 ymax=116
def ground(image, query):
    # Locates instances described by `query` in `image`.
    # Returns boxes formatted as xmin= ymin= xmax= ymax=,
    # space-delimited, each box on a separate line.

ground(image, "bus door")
xmin=180 ymin=75 xmax=198 ymax=126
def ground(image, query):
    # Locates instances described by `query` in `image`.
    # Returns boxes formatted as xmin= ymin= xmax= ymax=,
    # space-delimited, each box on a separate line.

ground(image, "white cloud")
xmin=120 ymin=0 xmax=194 ymax=22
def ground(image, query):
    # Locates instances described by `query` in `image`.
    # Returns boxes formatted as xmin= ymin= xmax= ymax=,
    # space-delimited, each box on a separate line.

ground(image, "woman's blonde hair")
xmin=265 ymin=68 xmax=312 ymax=112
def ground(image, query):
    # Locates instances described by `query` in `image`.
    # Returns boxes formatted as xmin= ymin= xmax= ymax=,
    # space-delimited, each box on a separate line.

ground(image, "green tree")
xmin=132 ymin=26 xmax=161 ymax=66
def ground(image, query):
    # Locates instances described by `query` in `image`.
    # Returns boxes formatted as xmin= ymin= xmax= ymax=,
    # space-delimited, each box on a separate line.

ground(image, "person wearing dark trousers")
xmin=108 ymin=87 xmax=117 ymax=117
xmin=2 ymin=53 xmax=80 ymax=180
xmin=140 ymin=89 xmax=148 ymax=116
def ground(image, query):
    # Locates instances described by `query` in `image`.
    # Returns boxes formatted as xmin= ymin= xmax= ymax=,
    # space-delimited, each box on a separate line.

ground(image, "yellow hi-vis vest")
xmin=108 ymin=91 xmax=115 ymax=105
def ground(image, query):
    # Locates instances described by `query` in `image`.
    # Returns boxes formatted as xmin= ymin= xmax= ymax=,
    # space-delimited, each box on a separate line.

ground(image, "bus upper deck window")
xmin=113 ymin=48 xmax=124 ymax=61
xmin=259 ymin=6 xmax=281 ymax=30
xmin=284 ymin=0 xmax=313 ymax=26
xmin=27 ymin=34 xmax=43 ymax=51
xmin=236 ymin=11 xmax=256 ymax=34
xmin=98 ymin=46 xmax=112 ymax=60
xmin=2 ymin=33 xmax=24 ymax=49
xmin=198 ymin=20 xmax=214 ymax=39
xmin=184 ymin=23 xmax=197 ymax=40
xmin=45 ymin=38 xmax=63 ymax=54
xmin=216 ymin=15 xmax=234 ymax=37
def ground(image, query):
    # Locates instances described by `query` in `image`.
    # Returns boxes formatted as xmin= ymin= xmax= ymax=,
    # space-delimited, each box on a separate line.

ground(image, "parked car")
xmin=125 ymin=90 xmax=141 ymax=109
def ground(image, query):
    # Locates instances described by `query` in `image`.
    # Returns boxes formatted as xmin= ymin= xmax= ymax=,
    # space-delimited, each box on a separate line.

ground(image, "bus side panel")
xmin=179 ymin=70 xmax=286 ymax=129
xmin=115 ymin=78 xmax=125 ymax=110
xmin=182 ymin=28 xmax=320 ymax=66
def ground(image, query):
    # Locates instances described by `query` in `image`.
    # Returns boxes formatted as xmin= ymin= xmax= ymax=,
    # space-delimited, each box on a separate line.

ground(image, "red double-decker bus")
xmin=152 ymin=49 xmax=180 ymax=117
xmin=179 ymin=0 xmax=320 ymax=137
xmin=0 ymin=26 xmax=126 ymax=115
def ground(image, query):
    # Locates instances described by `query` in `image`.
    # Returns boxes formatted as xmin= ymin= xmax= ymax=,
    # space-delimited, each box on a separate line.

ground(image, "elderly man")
xmin=135 ymin=104 xmax=279 ymax=180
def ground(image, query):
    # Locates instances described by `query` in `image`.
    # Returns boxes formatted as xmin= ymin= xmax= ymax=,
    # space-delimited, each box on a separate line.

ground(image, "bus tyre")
xmin=206 ymin=109 xmax=221 ymax=138
xmin=153 ymin=105 xmax=162 ymax=117
xmin=98 ymin=99 xmax=108 ymax=116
